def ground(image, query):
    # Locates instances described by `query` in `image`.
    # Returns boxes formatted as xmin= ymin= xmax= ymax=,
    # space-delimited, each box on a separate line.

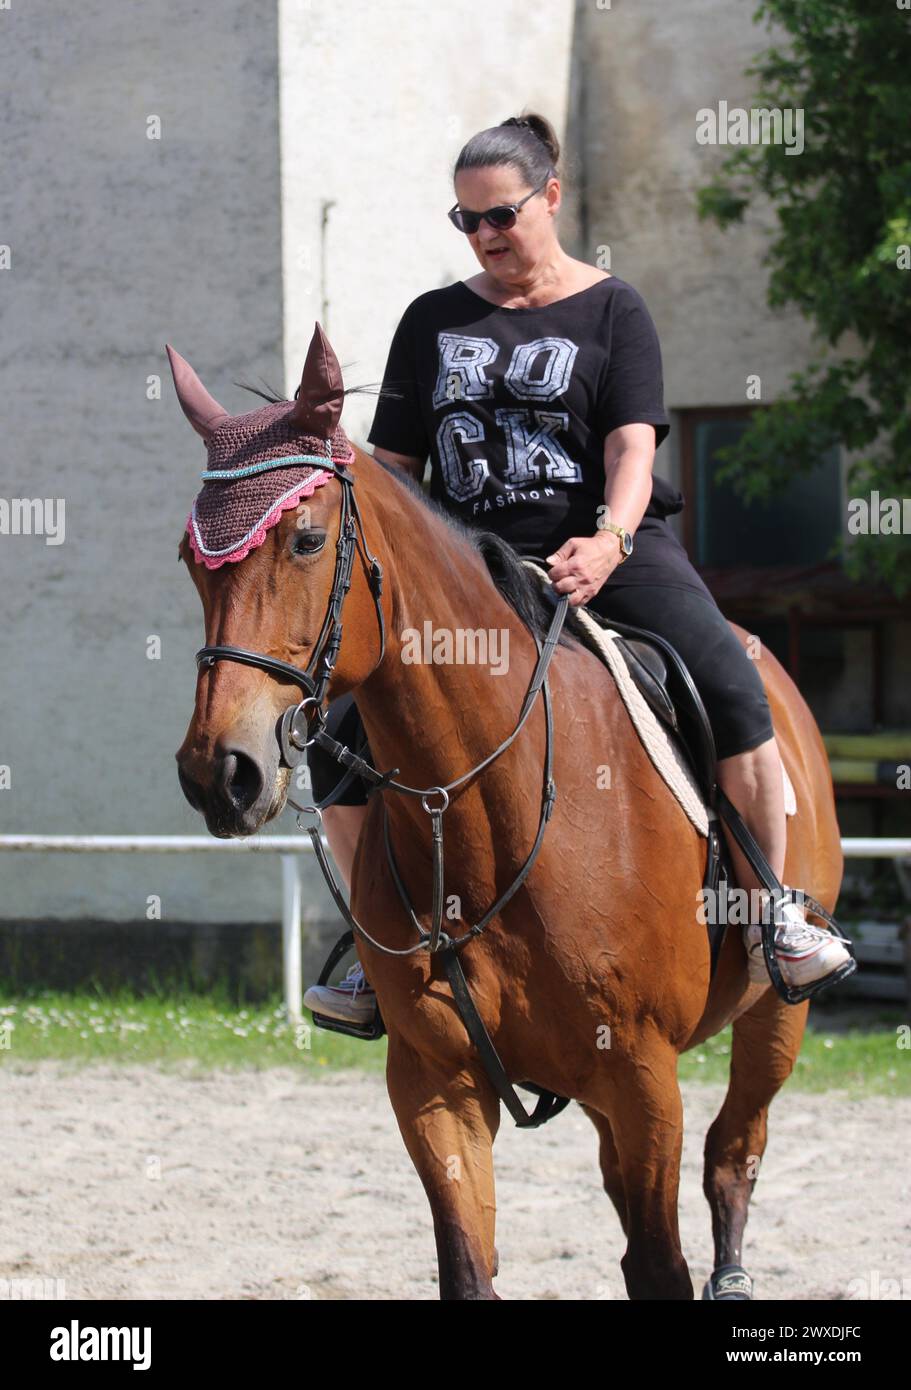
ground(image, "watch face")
xmin=621 ymin=531 xmax=633 ymax=556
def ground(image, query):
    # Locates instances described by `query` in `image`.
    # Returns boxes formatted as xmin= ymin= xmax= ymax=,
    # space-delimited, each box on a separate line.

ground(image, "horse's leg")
xmin=581 ymin=1106 xmax=628 ymax=1235
xmin=605 ymin=1043 xmax=692 ymax=1300
xmin=702 ymin=986 xmax=809 ymax=1299
xmin=385 ymin=1031 xmax=501 ymax=1301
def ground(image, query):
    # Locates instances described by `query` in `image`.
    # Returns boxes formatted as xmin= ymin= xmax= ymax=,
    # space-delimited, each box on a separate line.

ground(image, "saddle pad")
xmin=520 ymin=562 xmax=797 ymax=836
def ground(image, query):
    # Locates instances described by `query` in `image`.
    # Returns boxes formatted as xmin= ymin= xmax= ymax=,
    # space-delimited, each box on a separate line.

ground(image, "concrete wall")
xmin=0 ymin=0 xmax=303 ymax=927
xmin=0 ymin=0 xmax=574 ymax=931
xmin=277 ymin=0 xmax=576 ymax=439
xmin=566 ymin=0 xmax=823 ymax=500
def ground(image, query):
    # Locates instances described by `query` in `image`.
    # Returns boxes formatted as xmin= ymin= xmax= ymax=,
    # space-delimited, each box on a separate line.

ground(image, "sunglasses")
xmin=448 ymin=178 xmax=548 ymax=234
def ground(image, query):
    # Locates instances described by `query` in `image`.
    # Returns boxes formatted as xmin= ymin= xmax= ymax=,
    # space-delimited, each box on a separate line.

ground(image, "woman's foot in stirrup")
xmin=743 ymin=894 xmax=852 ymax=989
xmin=304 ymin=963 xmax=377 ymax=1025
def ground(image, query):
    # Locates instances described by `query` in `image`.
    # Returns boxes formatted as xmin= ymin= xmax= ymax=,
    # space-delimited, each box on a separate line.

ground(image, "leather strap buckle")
xmin=279 ymin=697 xmax=325 ymax=768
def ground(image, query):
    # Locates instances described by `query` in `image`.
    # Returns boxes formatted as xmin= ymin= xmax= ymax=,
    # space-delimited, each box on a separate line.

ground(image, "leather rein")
xmin=194 ymin=457 xmax=571 ymax=1127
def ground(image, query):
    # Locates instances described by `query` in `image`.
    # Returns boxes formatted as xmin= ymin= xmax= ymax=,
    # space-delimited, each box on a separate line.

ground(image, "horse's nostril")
xmin=217 ymin=748 xmax=265 ymax=812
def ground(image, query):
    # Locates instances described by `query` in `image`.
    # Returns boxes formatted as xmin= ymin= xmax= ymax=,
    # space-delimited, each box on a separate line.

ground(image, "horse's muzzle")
xmin=177 ymin=740 xmax=277 ymax=836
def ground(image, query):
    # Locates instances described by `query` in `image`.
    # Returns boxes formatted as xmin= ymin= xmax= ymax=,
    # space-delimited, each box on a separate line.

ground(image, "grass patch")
xmin=0 ymin=990 xmax=387 ymax=1074
xmin=679 ymin=1007 xmax=910 ymax=1096
xmin=0 ymin=992 xmax=907 ymax=1094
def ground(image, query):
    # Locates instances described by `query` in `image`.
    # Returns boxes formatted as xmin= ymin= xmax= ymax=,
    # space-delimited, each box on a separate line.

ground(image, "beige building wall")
xmin=278 ymin=0 xmax=576 ymax=442
xmin=564 ymin=0 xmax=824 ymax=501
xmin=0 ymin=0 xmax=302 ymax=927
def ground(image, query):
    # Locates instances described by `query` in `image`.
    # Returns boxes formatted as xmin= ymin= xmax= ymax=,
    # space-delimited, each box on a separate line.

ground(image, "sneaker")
xmin=303 ymin=963 xmax=377 ymax=1025
xmin=743 ymin=893 xmax=852 ymax=988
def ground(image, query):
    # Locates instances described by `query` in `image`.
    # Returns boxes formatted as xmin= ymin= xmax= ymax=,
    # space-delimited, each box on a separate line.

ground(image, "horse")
xmin=172 ymin=325 xmax=843 ymax=1300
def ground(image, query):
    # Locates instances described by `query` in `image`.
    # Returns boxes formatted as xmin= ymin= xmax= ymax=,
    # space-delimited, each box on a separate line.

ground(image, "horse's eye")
xmin=293 ymin=530 xmax=326 ymax=556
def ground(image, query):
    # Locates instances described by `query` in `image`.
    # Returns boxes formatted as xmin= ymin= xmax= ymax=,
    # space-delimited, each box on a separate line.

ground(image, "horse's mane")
xmin=373 ymin=459 xmax=577 ymax=648
xmin=237 ymin=380 xmax=578 ymax=648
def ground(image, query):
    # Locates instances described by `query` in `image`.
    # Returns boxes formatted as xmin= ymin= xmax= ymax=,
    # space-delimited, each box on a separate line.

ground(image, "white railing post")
xmin=281 ymin=854 xmax=303 ymax=1024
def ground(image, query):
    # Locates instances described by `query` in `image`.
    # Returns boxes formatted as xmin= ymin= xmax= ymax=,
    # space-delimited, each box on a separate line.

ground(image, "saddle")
xmin=519 ymin=556 xmax=718 ymax=802
xmin=584 ymin=613 xmax=717 ymax=804
xmin=519 ymin=566 xmax=854 ymax=1006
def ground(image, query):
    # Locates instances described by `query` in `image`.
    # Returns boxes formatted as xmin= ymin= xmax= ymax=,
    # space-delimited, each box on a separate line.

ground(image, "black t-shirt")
xmin=367 ymin=276 xmax=698 ymax=591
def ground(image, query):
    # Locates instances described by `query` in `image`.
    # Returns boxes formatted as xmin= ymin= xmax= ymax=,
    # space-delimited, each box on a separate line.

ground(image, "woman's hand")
xmin=546 ymin=531 xmax=622 ymax=607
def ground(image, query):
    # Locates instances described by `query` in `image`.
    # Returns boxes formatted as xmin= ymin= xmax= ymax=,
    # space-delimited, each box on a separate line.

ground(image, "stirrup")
xmin=308 ymin=929 xmax=386 ymax=1041
xmin=759 ymin=892 xmax=857 ymax=1005
xmin=714 ymin=787 xmax=858 ymax=1006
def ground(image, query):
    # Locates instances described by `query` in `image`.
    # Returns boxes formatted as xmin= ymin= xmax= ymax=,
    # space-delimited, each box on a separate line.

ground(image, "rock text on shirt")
xmin=432 ymin=332 xmax=584 ymax=506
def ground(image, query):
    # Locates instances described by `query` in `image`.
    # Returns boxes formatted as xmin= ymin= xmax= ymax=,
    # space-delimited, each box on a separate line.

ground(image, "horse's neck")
xmin=356 ymin=466 xmax=542 ymax=797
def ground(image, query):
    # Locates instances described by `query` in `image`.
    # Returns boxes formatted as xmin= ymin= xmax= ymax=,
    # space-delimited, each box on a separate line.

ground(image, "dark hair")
xmin=453 ymin=112 xmax=560 ymax=189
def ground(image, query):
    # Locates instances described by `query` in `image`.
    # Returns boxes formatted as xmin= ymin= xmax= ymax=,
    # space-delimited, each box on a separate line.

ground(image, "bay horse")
xmin=172 ymin=326 xmax=842 ymax=1300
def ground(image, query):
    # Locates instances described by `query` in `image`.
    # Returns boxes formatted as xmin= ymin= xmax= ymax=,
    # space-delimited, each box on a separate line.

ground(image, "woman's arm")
xmin=546 ymin=422 xmax=656 ymax=606
xmin=373 ymin=445 xmax=425 ymax=483
xmin=599 ymin=421 xmax=657 ymax=539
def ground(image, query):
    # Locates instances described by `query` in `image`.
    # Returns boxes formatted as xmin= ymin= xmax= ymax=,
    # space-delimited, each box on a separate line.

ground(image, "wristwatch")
xmin=603 ymin=521 xmax=634 ymax=563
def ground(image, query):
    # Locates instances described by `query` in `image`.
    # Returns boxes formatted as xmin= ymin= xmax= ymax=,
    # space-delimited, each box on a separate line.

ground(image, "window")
xmin=679 ymin=408 xmax=842 ymax=569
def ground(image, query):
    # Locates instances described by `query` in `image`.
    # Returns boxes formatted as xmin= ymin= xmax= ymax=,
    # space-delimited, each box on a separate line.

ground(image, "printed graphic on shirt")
xmin=496 ymin=409 xmax=579 ymax=487
xmin=437 ymin=409 xmax=489 ymax=503
xmin=366 ymin=278 xmax=674 ymax=560
xmin=504 ymin=337 xmax=578 ymax=401
xmin=432 ymin=333 xmax=581 ymax=505
xmin=432 ymin=334 xmax=498 ymax=408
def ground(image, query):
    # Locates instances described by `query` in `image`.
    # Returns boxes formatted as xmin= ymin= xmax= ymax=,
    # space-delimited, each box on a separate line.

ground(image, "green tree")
xmin=697 ymin=0 xmax=911 ymax=594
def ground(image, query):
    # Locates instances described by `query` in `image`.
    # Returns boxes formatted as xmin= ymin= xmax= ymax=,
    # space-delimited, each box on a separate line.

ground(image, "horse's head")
xmin=172 ymin=325 xmax=384 ymax=836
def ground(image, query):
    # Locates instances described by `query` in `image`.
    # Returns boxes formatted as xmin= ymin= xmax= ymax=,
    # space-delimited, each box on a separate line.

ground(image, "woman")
xmin=304 ymin=113 xmax=850 ymax=1025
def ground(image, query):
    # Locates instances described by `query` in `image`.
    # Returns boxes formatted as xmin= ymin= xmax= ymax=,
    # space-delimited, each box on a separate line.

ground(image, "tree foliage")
xmin=696 ymin=0 xmax=911 ymax=594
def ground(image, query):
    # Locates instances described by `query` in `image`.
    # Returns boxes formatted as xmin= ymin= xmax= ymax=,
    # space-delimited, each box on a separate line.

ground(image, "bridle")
xmin=193 ymin=452 xmax=571 ymax=1126
xmin=195 ymin=456 xmax=386 ymax=767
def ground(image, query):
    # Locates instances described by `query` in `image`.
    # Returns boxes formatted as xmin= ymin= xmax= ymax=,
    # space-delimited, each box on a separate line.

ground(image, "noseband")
xmin=194 ymin=457 xmax=386 ymax=764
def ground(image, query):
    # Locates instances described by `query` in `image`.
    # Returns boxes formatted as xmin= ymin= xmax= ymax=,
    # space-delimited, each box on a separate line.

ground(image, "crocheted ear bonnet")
xmin=167 ymin=324 xmax=354 ymax=570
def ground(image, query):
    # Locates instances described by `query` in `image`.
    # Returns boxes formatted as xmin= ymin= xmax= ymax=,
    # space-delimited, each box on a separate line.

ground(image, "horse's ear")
xmin=166 ymin=344 xmax=230 ymax=441
xmin=288 ymin=322 xmax=345 ymax=437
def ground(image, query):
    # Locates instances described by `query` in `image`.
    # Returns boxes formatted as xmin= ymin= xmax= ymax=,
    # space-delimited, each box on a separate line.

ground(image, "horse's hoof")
xmin=702 ymin=1264 xmax=753 ymax=1300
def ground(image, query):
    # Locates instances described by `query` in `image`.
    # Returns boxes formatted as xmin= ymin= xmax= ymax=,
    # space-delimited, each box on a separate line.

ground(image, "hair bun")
xmin=500 ymin=112 xmax=560 ymax=169
xmin=454 ymin=112 xmax=562 ymax=188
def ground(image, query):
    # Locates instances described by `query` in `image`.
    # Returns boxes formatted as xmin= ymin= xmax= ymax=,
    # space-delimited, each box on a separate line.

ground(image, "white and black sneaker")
xmin=744 ymin=894 xmax=852 ymax=988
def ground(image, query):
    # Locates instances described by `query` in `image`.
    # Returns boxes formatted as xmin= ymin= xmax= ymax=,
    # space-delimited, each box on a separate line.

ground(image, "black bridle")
xmin=195 ymin=459 xmax=387 ymax=766
xmin=193 ymin=455 xmax=571 ymax=1126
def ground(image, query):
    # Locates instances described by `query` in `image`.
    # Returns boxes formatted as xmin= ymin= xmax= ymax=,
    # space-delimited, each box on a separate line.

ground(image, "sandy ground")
xmin=1 ymin=1064 xmax=908 ymax=1301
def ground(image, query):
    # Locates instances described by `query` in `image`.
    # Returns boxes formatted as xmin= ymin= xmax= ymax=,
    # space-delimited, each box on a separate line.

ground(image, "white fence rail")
xmin=0 ymin=834 xmax=319 ymax=1022
xmin=1 ymin=834 xmax=909 ymax=1018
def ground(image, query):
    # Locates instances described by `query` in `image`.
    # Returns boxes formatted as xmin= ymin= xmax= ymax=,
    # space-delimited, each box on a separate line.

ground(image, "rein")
xmin=195 ymin=457 xmax=571 ymax=1126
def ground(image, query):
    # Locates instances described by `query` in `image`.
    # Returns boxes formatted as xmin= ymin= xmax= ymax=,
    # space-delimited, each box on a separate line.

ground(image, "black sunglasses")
xmin=448 ymin=179 xmax=548 ymax=234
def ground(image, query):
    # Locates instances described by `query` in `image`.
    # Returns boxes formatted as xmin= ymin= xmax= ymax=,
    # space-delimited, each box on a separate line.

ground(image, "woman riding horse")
xmin=304 ymin=112 xmax=850 ymax=1024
